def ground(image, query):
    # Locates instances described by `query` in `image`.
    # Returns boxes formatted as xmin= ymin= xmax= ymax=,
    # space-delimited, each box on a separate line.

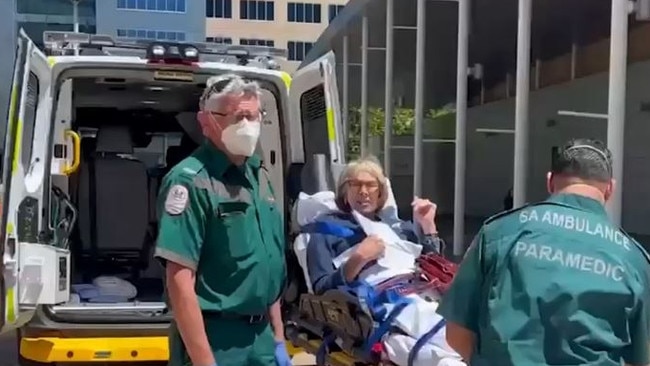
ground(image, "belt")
xmin=201 ymin=311 xmax=268 ymax=324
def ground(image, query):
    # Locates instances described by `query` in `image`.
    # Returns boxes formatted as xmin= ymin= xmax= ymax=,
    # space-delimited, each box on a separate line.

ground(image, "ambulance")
xmin=0 ymin=30 xmax=349 ymax=364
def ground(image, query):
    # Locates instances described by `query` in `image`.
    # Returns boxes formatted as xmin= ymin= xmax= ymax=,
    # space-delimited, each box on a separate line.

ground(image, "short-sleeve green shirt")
xmin=438 ymin=193 xmax=650 ymax=366
xmin=154 ymin=142 xmax=286 ymax=315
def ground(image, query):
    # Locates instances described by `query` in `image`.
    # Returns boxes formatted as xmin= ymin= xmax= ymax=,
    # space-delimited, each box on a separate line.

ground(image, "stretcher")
xmin=282 ymin=189 xmax=463 ymax=366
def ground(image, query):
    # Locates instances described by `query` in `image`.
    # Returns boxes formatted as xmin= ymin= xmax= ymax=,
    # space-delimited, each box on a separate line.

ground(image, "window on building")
xmin=117 ymin=0 xmax=185 ymax=12
xmin=240 ymin=38 xmax=274 ymax=47
xmin=328 ymin=4 xmax=344 ymax=23
xmin=287 ymin=2 xmax=321 ymax=23
xmin=240 ymin=1 xmax=274 ymax=20
xmin=206 ymin=36 xmax=233 ymax=44
xmin=117 ymin=28 xmax=186 ymax=41
xmin=287 ymin=41 xmax=313 ymax=61
xmin=19 ymin=0 xmax=96 ymax=17
xmin=206 ymin=0 xmax=232 ymax=18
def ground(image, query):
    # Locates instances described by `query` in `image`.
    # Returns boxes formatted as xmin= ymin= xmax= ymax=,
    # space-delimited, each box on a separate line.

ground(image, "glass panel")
xmin=288 ymin=41 xmax=295 ymax=60
xmin=127 ymin=0 xmax=137 ymax=8
xmin=177 ymin=33 xmax=186 ymax=41
xmin=147 ymin=30 xmax=156 ymax=39
xmin=148 ymin=0 xmax=157 ymax=9
xmin=137 ymin=0 xmax=147 ymax=9
xmin=117 ymin=29 xmax=127 ymax=37
xmin=256 ymin=2 xmax=263 ymax=19
xmin=240 ymin=0 xmax=247 ymax=18
xmin=296 ymin=3 xmax=304 ymax=22
xmin=117 ymin=0 xmax=127 ymax=9
xmin=137 ymin=29 xmax=147 ymax=38
xmin=157 ymin=31 xmax=166 ymax=39
xmin=167 ymin=31 xmax=176 ymax=40
xmin=313 ymin=4 xmax=321 ymax=22
xmin=305 ymin=4 xmax=312 ymax=23
xmin=287 ymin=3 xmax=295 ymax=21
xmin=21 ymin=72 xmax=39 ymax=170
xmin=167 ymin=0 xmax=176 ymax=11
xmin=177 ymin=0 xmax=185 ymax=11
xmin=249 ymin=0 xmax=257 ymax=19
xmin=17 ymin=0 xmax=91 ymax=15
xmin=266 ymin=2 xmax=274 ymax=20
xmin=206 ymin=0 xmax=214 ymax=16
xmin=296 ymin=3 xmax=305 ymax=22
xmin=224 ymin=0 xmax=232 ymax=17
xmin=127 ymin=29 xmax=137 ymax=37
xmin=157 ymin=0 xmax=166 ymax=10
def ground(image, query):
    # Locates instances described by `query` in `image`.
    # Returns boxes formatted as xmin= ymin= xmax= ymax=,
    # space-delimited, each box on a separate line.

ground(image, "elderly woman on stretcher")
xmin=304 ymin=157 xmax=466 ymax=366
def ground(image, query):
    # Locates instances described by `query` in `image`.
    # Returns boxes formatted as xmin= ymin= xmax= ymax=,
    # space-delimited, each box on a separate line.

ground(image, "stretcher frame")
xmin=283 ymin=249 xmax=387 ymax=366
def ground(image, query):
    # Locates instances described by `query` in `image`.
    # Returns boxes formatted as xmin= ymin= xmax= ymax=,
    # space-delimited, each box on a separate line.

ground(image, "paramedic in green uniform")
xmin=154 ymin=74 xmax=291 ymax=366
xmin=438 ymin=138 xmax=650 ymax=366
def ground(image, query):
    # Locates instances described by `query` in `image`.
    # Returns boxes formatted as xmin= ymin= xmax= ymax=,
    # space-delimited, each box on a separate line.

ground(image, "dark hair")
xmin=551 ymin=138 xmax=613 ymax=182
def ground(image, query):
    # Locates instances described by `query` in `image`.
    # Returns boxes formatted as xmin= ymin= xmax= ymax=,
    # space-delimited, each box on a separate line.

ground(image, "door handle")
xmin=63 ymin=129 xmax=81 ymax=175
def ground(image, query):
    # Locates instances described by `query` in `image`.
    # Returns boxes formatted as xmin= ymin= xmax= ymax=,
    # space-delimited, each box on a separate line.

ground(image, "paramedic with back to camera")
xmin=437 ymin=138 xmax=650 ymax=366
xmin=154 ymin=75 xmax=291 ymax=366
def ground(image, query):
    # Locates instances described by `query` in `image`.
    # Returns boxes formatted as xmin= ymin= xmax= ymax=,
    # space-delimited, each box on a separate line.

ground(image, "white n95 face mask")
xmin=221 ymin=118 xmax=261 ymax=157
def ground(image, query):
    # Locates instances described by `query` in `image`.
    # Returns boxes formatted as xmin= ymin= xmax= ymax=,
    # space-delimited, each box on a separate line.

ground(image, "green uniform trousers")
xmin=168 ymin=317 xmax=276 ymax=366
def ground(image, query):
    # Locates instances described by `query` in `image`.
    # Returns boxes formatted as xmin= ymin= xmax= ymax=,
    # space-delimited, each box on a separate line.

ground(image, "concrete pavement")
xmin=0 ymin=332 xmax=17 ymax=366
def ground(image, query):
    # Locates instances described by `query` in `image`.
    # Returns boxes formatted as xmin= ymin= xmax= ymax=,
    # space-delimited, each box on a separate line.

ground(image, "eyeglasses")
xmin=347 ymin=179 xmax=380 ymax=192
xmin=208 ymin=109 xmax=266 ymax=122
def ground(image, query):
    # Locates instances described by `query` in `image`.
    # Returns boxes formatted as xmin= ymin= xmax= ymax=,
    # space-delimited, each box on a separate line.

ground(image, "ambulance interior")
xmin=46 ymin=71 xmax=285 ymax=321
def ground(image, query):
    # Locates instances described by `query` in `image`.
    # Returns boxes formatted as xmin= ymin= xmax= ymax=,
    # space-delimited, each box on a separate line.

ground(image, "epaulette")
xmin=161 ymin=156 xmax=205 ymax=184
xmin=483 ymin=203 xmax=533 ymax=225
xmin=177 ymin=156 xmax=204 ymax=177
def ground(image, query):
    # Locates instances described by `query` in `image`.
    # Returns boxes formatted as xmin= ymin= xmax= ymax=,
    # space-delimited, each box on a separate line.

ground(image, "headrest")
xmin=95 ymin=125 xmax=134 ymax=154
xmin=176 ymin=112 xmax=204 ymax=145
xmin=293 ymin=178 xmax=400 ymax=228
xmin=166 ymin=143 xmax=196 ymax=167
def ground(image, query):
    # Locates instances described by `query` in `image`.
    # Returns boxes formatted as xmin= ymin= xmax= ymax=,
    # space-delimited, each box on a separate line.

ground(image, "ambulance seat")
xmin=77 ymin=125 xmax=151 ymax=278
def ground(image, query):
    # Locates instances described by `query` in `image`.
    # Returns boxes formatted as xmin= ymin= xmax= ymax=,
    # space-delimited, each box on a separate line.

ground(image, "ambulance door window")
xmin=21 ymin=72 xmax=39 ymax=171
xmin=300 ymin=85 xmax=330 ymax=160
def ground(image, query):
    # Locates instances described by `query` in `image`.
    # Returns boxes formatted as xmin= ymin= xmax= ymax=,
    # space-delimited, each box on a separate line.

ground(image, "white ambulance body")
xmin=0 ymin=30 xmax=343 ymax=364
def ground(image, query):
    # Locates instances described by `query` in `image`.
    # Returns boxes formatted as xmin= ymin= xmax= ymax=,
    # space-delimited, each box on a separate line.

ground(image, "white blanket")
xmin=333 ymin=211 xmax=464 ymax=366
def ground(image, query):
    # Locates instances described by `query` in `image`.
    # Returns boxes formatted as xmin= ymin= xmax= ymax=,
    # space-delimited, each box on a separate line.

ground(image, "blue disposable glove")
xmin=274 ymin=341 xmax=292 ymax=366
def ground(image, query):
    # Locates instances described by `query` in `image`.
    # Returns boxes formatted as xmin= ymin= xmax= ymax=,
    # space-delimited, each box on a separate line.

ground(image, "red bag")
xmin=416 ymin=253 xmax=458 ymax=294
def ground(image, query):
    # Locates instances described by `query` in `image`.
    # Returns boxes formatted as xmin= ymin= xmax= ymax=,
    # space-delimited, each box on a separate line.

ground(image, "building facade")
xmin=205 ymin=0 xmax=348 ymax=70
xmin=1 ymin=0 xmax=97 ymax=140
xmin=96 ymin=0 xmax=205 ymax=43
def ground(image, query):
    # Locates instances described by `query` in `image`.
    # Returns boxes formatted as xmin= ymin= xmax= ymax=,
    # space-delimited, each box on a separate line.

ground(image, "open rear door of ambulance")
xmin=1 ymin=30 xmax=57 ymax=333
xmin=289 ymin=51 xmax=345 ymax=165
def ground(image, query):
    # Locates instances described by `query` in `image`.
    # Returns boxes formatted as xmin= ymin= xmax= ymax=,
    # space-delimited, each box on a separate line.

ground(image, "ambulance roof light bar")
xmin=42 ymin=31 xmax=288 ymax=64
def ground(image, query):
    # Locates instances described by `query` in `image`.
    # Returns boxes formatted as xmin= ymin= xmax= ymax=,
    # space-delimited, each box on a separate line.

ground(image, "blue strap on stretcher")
xmin=407 ymin=319 xmax=446 ymax=366
xmin=316 ymin=330 xmax=337 ymax=366
xmin=343 ymin=280 xmax=413 ymax=354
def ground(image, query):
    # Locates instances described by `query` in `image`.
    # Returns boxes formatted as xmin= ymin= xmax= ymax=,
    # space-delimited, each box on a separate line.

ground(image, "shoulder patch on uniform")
xmin=165 ymin=185 xmax=189 ymax=215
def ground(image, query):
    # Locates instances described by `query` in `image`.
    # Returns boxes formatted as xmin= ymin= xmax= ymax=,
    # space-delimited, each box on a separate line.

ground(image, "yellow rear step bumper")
xmin=21 ymin=336 xmax=307 ymax=363
xmin=20 ymin=336 xmax=169 ymax=362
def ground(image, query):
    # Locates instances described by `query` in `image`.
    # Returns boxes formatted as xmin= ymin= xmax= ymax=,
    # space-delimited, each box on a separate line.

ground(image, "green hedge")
xmin=346 ymin=106 xmax=455 ymax=160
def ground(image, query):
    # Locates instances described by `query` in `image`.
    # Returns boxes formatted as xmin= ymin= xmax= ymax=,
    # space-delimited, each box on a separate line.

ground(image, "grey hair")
xmin=334 ymin=156 xmax=388 ymax=212
xmin=199 ymin=74 xmax=262 ymax=110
